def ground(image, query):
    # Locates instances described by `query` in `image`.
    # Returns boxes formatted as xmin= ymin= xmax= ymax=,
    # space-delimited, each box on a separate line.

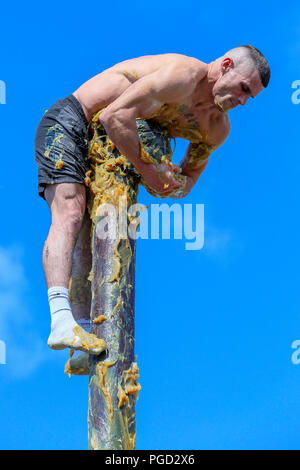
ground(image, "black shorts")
xmin=35 ymin=94 xmax=89 ymax=199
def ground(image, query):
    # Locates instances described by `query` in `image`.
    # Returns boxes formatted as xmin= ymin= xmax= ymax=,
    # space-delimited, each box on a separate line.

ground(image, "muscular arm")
xmin=99 ymin=59 xmax=205 ymax=192
xmin=168 ymin=142 xmax=213 ymax=199
xmin=169 ymin=118 xmax=230 ymax=199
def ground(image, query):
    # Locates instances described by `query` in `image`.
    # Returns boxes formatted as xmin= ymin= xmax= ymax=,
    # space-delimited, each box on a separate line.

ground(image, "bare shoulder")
xmin=162 ymin=53 xmax=207 ymax=77
xmin=209 ymin=113 xmax=231 ymax=149
xmin=162 ymin=52 xmax=205 ymax=66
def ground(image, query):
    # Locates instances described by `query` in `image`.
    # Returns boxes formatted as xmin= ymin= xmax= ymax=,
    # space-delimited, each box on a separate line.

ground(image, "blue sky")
xmin=0 ymin=0 xmax=300 ymax=450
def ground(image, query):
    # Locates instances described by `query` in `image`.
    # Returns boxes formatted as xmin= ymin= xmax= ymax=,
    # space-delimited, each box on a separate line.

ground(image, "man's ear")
xmin=221 ymin=57 xmax=234 ymax=71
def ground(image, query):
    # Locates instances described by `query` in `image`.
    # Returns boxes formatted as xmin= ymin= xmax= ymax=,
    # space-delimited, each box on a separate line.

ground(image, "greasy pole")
xmin=85 ymin=114 xmax=178 ymax=450
xmin=86 ymin=113 xmax=141 ymax=450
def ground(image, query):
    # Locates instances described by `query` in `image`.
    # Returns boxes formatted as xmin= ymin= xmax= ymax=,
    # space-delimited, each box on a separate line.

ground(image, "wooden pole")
xmin=86 ymin=114 xmax=141 ymax=450
xmin=85 ymin=116 xmax=179 ymax=450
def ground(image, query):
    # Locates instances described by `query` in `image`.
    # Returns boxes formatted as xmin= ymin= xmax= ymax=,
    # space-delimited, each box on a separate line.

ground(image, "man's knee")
xmin=46 ymin=183 xmax=86 ymax=236
xmin=63 ymin=206 xmax=85 ymax=236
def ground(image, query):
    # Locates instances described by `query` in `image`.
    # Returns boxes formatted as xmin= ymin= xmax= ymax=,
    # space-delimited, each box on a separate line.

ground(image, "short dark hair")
xmin=241 ymin=45 xmax=271 ymax=88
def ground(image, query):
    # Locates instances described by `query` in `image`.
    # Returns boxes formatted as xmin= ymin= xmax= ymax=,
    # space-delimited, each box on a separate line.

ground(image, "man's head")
xmin=211 ymin=45 xmax=270 ymax=113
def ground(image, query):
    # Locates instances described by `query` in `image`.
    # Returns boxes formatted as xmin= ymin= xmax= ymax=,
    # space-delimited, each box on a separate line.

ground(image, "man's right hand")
xmin=140 ymin=163 xmax=184 ymax=196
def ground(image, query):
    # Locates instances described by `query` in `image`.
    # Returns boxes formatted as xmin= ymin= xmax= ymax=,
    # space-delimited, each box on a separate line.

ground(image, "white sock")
xmin=48 ymin=286 xmax=77 ymax=341
xmin=47 ymin=287 xmax=106 ymax=355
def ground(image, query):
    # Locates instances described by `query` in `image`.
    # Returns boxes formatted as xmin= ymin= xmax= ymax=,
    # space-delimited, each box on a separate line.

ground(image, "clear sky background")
xmin=0 ymin=0 xmax=300 ymax=450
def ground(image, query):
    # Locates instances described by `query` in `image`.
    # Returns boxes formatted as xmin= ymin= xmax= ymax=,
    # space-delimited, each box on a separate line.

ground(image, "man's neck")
xmin=191 ymin=64 xmax=220 ymax=112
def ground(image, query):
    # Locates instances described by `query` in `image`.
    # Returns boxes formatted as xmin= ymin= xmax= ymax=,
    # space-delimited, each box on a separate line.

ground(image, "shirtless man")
xmin=35 ymin=46 xmax=270 ymax=357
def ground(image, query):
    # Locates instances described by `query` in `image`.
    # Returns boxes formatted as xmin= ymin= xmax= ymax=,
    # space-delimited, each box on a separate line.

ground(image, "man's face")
xmin=212 ymin=60 xmax=264 ymax=113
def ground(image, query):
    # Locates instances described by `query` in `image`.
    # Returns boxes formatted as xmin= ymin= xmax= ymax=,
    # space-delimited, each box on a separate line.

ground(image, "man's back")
xmin=73 ymin=53 xmax=205 ymax=123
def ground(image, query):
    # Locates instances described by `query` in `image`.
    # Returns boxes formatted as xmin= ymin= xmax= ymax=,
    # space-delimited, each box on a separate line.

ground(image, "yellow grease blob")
xmin=68 ymin=277 xmax=73 ymax=302
xmin=108 ymin=239 xmax=122 ymax=283
xmin=87 ymin=270 xmax=93 ymax=283
xmin=148 ymin=103 xmax=181 ymax=124
xmin=64 ymin=351 xmax=89 ymax=376
xmin=73 ymin=325 xmax=107 ymax=353
xmin=123 ymin=70 xmax=139 ymax=82
xmin=150 ymin=103 xmax=204 ymax=142
xmin=188 ymin=142 xmax=214 ymax=167
xmin=96 ymin=361 xmax=116 ymax=423
xmin=55 ymin=158 xmax=64 ymax=169
xmin=140 ymin=144 xmax=158 ymax=165
xmin=84 ymin=120 xmax=132 ymax=221
xmin=117 ymin=362 xmax=141 ymax=408
xmin=93 ymin=315 xmax=107 ymax=324
xmin=111 ymin=296 xmax=123 ymax=318
xmin=44 ymin=124 xmax=66 ymax=169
